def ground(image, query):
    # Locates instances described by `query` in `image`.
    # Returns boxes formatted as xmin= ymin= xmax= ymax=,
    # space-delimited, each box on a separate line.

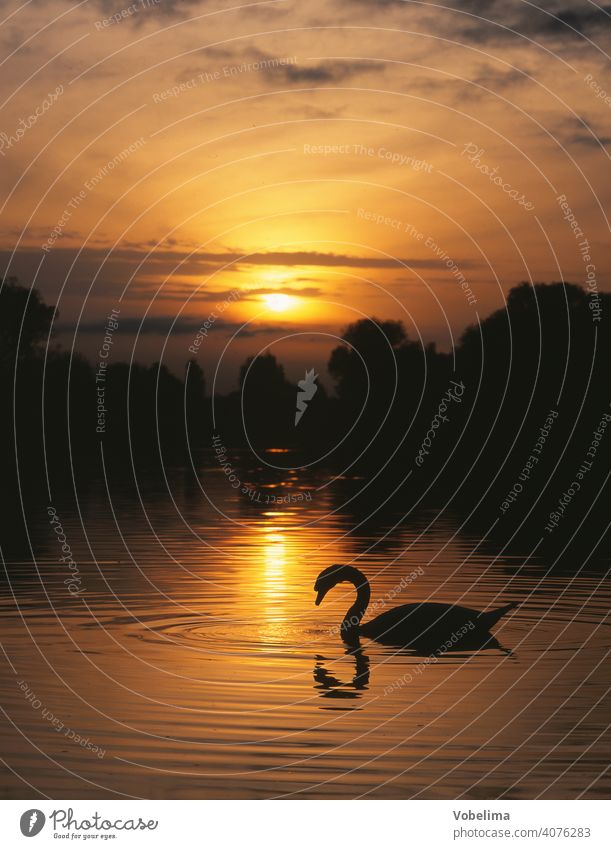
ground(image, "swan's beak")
xmin=315 ymin=587 xmax=328 ymax=606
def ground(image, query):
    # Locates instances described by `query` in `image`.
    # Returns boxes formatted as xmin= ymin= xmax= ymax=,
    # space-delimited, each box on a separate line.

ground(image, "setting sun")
xmin=263 ymin=293 xmax=294 ymax=312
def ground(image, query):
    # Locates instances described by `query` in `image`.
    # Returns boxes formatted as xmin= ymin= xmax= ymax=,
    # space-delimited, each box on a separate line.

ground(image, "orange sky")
xmin=1 ymin=0 xmax=610 ymax=388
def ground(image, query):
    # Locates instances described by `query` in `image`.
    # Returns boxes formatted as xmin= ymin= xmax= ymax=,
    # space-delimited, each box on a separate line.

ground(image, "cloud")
xmin=126 ymin=284 xmax=246 ymax=302
xmin=446 ymin=1 xmax=611 ymax=45
xmin=569 ymin=133 xmax=611 ymax=148
xmin=4 ymin=245 xmax=480 ymax=278
xmin=59 ymin=315 xmax=306 ymax=337
xmin=471 ymin=66 xmax=529 ymax=90
xmin=228 ymin=249 xmax=424 ymax=268
xmin=269 ymin=59 xmax=385 ymax=84
xmin=559 ymin=116 xmax=611 ymax=148
xmin=403 ymin=65 xmax=530 ymax=107
xmin=90 ymin=0 xmax=213 ymax=22
xmin=125 ymin=282 xmax=325 ymax=301
xmin=535 ymin=4 xmax=611 ymax=36
xmin=194 ymin=45 xmax=385 ymax=85
xmin=247 ymin=285 xmax=322 ymax=296
xmin=349 ymin=0 xmax=611 ymax=47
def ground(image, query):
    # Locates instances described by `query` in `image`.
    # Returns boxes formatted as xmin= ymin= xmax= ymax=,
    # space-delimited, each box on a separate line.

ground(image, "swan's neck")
xmin=341 ymin=575 xmax=370 ymax=639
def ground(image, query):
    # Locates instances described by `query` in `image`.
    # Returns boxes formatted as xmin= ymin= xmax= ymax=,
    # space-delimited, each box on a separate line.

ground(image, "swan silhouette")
xmin=314 ymin=565 xmax=518 ymax=648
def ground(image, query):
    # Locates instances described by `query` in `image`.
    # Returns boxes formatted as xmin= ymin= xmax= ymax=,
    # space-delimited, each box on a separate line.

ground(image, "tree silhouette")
xmin=239 ymin=352 xmax=294 ymax=446
xmin=184 ymin=359 xmax=207 ymax=450
xmin=0 ymin=277 xmax=54 ymax=367
xmin=2 ymin=276 xmax=610 ymax=559
xmin=329 ymin=317 xmax=406 ymax=402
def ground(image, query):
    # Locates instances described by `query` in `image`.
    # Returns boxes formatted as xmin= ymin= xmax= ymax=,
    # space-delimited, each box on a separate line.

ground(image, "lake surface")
xmin=1 ymin=459 xmax=610 ymax=799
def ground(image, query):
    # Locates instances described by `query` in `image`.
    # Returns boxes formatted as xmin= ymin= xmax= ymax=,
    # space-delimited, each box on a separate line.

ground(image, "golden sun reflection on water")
xmin=1 ymin=472 xmax=609 ymax=799
xmin=250 ymin=515 xmax=299 ymax=623
xmin=262 ymin=533 xmax=286 ymax=590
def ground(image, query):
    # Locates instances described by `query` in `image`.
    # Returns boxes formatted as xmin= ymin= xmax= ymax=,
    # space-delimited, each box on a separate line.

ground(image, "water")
xmin=1 ymin=460 xmax=610 ymax=799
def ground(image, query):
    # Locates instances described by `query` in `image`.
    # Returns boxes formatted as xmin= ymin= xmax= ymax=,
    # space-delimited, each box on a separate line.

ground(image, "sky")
xmin=1 ymin=0 xmax=610 ymax=390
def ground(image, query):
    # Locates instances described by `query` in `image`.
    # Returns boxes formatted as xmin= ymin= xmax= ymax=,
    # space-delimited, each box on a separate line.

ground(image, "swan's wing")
xmin=361 ymin=602 xmax=483 ymax=642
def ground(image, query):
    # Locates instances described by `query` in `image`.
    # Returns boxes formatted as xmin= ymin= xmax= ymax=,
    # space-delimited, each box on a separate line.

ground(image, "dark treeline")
xmin=2 ymin=277 xmax=610 ymax=559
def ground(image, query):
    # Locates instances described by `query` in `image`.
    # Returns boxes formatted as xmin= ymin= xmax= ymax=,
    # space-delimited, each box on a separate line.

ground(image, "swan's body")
xmin=314 ymin=565 xmax=517 ymax=648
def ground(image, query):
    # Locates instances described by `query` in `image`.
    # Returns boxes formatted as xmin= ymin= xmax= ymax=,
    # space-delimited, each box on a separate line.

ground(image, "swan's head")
xmin=314 ymin=564 xmax=367 ymax=606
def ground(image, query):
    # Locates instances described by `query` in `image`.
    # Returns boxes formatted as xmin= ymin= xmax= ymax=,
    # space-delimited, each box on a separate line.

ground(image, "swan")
xmin=314 ymin=564 xmax=518 ymax=648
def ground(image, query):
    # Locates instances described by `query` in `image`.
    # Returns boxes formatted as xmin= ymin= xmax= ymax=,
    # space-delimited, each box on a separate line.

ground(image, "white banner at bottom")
xmin=0 ymin=799 xmax=608 ymax=849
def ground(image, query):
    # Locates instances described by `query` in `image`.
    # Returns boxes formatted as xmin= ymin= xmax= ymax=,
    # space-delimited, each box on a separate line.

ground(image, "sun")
xmin=263 ymin=293 xmax=294 ymax=312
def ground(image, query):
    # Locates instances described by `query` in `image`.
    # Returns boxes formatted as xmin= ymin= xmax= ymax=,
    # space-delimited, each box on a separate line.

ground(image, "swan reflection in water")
xmin=313 ymin=647 xmax=371 ymax=709
xmin=313 ymin=634 xmax=510 ymax=707
xmin=314 ymin=646 xmax=370 ymax=706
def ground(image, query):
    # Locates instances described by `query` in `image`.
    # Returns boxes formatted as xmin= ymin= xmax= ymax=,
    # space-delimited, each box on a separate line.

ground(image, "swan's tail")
xmin=479 ymin=601 xmax=519 ymax=629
